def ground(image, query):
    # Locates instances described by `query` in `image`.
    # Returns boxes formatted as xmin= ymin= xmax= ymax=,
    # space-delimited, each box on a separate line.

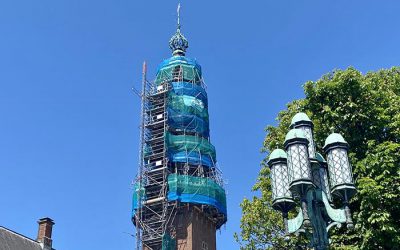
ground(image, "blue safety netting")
xmin=168 ymin=84 xmax=208 ymax=137
xmin=167 ymin=174 xmax=227 ymax=216
xmin=168 ymin=109 xmax=209 ymax=137
xmin=156 ymin=56 xmax=202 ymax=85
xmin=168 ymin=93 xmax=208 ymax=118
xmin=168 ymin=151 xmax=214 ymax=168
xmin=157 ymin=56 xmax=202 ymax=74
xmin=165 ymin=132 xmax=216 ymax=162
xmin=170 ymin=82 xmax=208 ymax=106
xmin=133 ymin=54 xmax=228 ymax=234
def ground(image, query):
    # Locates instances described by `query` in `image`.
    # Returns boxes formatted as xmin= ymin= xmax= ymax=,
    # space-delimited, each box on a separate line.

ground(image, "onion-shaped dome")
xmin=169 ymin=26 xmax=189 ymax=56
xmin=290 ymin=112 xmax=313 ymax=128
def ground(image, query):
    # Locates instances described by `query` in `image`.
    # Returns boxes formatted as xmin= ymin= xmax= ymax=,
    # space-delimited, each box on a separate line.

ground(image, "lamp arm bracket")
xmin=326 ymin=221 xmax=342 ymax=233
xmin=319 ymin=190 xmax=347 ymax=223
xmin=287 ymin=209 xmax=304 ymax=234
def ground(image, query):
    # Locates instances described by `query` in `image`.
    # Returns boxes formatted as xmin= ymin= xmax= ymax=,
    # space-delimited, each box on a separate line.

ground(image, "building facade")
xmin=132 ymin=10 xmax=227 ymax=250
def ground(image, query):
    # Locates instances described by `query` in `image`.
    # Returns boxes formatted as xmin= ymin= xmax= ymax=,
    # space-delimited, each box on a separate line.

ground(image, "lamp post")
xmin=267 ymin=112 xmax=356 ymax=250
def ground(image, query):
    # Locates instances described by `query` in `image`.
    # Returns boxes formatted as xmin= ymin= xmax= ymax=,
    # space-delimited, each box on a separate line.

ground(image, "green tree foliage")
xmin=235 ymin=67 xmax=400 ymax=249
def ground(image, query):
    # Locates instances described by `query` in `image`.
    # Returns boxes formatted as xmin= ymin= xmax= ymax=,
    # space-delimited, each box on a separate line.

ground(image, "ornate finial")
xmin=169 ymin=3 xmax=189 ymax=56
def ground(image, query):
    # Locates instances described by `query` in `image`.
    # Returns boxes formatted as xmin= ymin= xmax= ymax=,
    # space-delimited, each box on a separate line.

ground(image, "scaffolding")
xmin=133 ymin=50 xmax=227 ymax=250
xmin=133 ymin=60 xmax=176 ymax=250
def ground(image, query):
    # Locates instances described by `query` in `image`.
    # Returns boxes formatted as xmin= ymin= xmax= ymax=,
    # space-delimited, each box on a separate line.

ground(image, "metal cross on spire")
xmin=177 ymin=3 xmax=181 ymax=29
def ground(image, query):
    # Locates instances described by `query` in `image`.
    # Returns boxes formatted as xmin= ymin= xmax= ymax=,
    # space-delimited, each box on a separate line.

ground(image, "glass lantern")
xmin=267 ymin=149 xmax=295 ymax=212
xmin=284 ymin=128 xmax=313 ymax=196
xmin=290 ymin=112 xmax=316 ymax=159
xmin=323 ymin=133 xmax=356 ymax=200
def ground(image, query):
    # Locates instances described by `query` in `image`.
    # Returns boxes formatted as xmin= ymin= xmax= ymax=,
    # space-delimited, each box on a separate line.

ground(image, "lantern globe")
xmin=323 ymin=133 xmax=356 ymax=200
xmin=284 ymin=129 xmax=313 ymax=196
xmin=268 ymin=149 xmax=295 ymax=212
xmin=291 ymin=113 xmax=316 ymax=158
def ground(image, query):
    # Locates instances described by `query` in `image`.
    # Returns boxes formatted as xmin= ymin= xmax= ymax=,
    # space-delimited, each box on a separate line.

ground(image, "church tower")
xmin=132 ymin=5 xmax=227 ymax=250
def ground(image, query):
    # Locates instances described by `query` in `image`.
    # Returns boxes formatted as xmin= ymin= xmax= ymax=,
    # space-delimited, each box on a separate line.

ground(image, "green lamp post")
xmin=267 ymin=112 xmax=356 ymax=250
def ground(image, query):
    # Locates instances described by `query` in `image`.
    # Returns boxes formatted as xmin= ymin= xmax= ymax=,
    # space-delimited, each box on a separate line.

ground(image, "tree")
xmin=235 ymin=67 xmax=400 ymax=249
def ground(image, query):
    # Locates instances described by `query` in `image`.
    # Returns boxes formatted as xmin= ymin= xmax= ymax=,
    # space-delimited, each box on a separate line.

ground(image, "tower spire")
xmin=169 ymin=3 xmax=189 ymax=56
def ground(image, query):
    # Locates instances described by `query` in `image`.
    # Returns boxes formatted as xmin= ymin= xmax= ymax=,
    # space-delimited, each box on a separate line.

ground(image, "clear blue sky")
xmin=0 ymin=1 xmax=399 ymax=249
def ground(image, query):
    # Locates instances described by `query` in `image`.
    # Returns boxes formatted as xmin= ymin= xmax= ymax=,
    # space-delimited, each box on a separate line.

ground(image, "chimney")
xmin=37 ymin=217 xmax=54 ymax=250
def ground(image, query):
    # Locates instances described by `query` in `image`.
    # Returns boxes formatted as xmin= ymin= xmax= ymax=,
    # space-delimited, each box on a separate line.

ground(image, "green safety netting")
xmin=168 ymin=111 xmax=210 ymax=138
xmin=132 ymin=182 xmax=145 ymax=210
xmin=168 ymin=151 xmax=214 ymax=168
xmin=167 ymin=174 xmax=227 ymax=215
xmin=157 ymin=56 xmax=201 ymax=71
xmin=162 ymin=233 xmax=176 ymax=250
xmin=143 ymin=144 xmax=152 ymax=158
xmin=165 ymin=132 xmax=216 ymax=162
xmin=135 ymin=55 xmax=228 ymax=234
xmin=155 ymin=65 xmax=201 ymax=85
xmin=155 ymin=57 xmax=202 ymax=85
xmin=170 ymin=82 xmax=208 ymax=105
xmin=168 ymin=93 xmax=209 ymax=120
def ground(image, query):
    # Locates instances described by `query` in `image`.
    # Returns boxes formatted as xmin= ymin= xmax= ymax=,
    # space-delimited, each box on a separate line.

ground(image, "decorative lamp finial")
xmin=169 ymin=3 xmax=189 ymax=56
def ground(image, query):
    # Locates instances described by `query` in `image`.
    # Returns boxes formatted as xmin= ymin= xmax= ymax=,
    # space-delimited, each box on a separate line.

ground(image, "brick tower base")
xmin=175 ymin=206 xmax=216 ymax=250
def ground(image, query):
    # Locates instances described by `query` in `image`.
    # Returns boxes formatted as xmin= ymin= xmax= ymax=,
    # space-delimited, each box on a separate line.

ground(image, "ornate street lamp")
xmin=267 ymin=112 xmax=356 ymax=250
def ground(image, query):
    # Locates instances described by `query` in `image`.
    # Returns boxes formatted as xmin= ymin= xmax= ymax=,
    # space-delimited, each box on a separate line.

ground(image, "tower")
xmin=132 ymin=5 xmax=227 ymax=250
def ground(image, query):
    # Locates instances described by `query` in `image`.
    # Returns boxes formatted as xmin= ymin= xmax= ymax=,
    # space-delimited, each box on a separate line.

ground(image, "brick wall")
xmin=176 ymin=206 xmax=216 ymax=250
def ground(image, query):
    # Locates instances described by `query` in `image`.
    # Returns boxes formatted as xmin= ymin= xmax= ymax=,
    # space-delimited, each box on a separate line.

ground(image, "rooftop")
xmin=0 ymin=226 xmax=42 ymax=250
